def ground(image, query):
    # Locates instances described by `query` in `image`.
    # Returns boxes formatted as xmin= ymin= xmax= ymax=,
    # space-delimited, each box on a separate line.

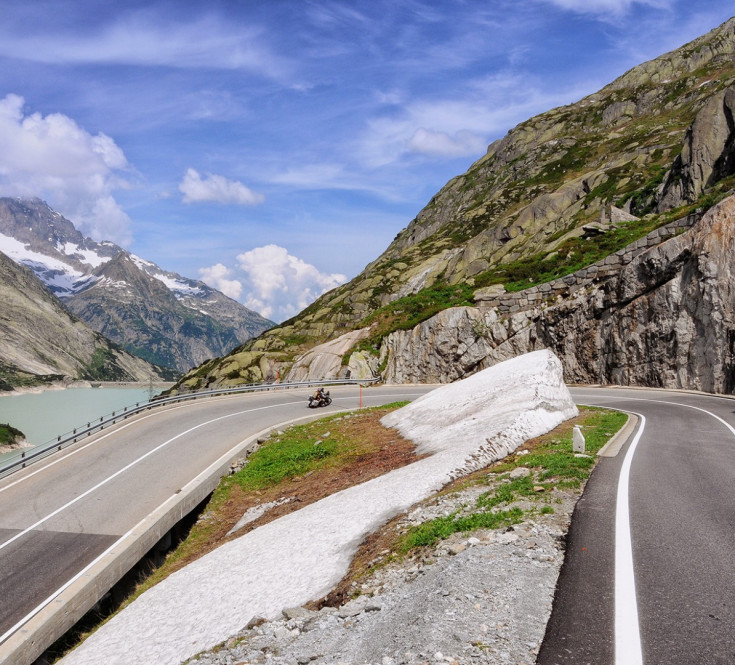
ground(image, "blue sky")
xmin=0 ymin=1 xmax=731 ymax=321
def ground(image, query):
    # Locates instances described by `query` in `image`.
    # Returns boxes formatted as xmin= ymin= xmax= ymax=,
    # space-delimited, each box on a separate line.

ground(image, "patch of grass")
xmin=123 ymin=401 xmax=412 ymax=604
xmin=351 ymin=283 xmax=475 ymax=355
xmin=0 ymin=423 xmax=25 ymax=446
xmin=399 ymin=508 xmax=524 ymax=552
xmin=228 ymin=430 xmax=338 ymax=492
xmin=396 ymin=406 xmax=627 ymax=553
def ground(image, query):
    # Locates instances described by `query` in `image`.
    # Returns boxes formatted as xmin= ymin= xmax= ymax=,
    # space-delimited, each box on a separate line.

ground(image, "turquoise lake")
xmin=0 ymin=386 xmax=164 ymax=462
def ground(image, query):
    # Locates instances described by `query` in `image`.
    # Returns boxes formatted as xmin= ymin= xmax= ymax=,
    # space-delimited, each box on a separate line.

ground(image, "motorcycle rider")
xmin=312 ymin=387 xmax=326 ymax=404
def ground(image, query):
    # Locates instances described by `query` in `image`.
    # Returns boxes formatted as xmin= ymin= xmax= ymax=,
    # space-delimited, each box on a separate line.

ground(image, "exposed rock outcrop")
xmin=381 ymin=195 xmax=735 ymax=393
xmin=285 ymin=329 xmax=373 ymax=382
xmin=658 ymin=87 xmax=735 ymax=211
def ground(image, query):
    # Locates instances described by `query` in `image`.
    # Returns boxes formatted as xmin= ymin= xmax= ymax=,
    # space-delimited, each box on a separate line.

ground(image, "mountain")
xmin=0 ymin=249 xmax=167 ymax=390
xmin=0 ymin=198 xmax=275 ymax=372
xmin=168 ymin=17 xmax=735 ymax=393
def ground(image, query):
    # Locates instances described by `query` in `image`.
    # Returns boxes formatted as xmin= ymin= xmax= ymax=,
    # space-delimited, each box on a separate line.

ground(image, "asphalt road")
xmin=4 ymin=383 xmax=735 ymax=665
xmin=0 ymin=384 xmax=430 ymax=648
xmin=539 ymin=387 xmax=735 ymax=665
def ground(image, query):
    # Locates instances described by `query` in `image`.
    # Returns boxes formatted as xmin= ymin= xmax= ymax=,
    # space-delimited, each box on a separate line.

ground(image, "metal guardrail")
xmin=0 ymin=378 xmax=379 ymax=480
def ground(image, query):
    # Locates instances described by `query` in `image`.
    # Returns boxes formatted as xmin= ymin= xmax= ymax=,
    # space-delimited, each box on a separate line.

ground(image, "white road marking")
xmin=0 ymin=400 xmax=301 ymax=553
xmin=615 ymin=412 xmax=645 ymax=665
xmin=575 ymin=391 xmax=735 ymax=665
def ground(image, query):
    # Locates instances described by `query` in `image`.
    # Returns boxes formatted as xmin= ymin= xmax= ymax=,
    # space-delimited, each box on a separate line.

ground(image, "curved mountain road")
xmin=3 ymin=384 xmax=735 ymax=665
xmin=540 ymin=387 xmax=735 ymax=665
xmin=0 ymin=384 xmax=431 ymax=661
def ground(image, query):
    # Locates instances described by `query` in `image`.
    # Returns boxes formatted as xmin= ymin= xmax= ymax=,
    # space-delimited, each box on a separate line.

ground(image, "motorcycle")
xmin=308 ymin=389 xmax=332 ymax=408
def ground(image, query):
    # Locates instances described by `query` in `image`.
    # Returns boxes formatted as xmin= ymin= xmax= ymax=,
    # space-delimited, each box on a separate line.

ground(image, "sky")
xmin=0 ymin=1 xmax=731 ymax=322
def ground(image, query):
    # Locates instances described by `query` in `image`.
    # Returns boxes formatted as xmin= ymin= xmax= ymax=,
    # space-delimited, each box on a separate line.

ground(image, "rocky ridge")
xmin=380 ymin=193 xmax=735 ymax=391
xmin=0 ymin=250 xmax=166 ymax=388
xmin=170 ymin=17 xmax=735 ymax=393
xmin=0 ymin=198 xmax=274 ymax=372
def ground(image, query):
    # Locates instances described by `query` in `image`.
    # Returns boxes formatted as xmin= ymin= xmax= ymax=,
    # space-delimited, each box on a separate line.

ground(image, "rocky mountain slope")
xmin=171 ymin=16 xmax=735 ymax=393
xmin=0 ymin=198 xmax=274 ymax=372
xmin=0 ymin=250 xmax=166 ymax=389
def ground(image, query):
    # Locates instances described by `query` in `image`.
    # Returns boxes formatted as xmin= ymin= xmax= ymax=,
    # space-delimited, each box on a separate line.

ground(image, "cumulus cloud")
xmin=198 ymin=263 xmax=243 ymax=300
xmin=0 ymin=93 xmax=133 ymax=243
xmin=235 ymin=244 xmax=346 ymax=321
xmin=179 ymin=168 xmax=265 ymax=206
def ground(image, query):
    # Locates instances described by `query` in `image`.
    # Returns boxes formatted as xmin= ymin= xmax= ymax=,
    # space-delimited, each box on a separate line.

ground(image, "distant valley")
xmin=0 ymin=198 xmax=274 ymax=377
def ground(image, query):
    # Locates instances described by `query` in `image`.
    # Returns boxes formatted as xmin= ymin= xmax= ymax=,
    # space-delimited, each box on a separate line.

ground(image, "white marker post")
xmin=573 ymin=425 xmax=585 ymax=453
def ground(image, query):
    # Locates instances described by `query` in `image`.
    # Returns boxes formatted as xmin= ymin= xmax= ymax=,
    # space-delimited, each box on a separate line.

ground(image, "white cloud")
xmin=179 ymin=168 xmax=265 ymax=206
xmin=0 ymin=14 xmax=292 ymax=80
xmin=270 ymin=164 xmax=344 ymax=189
xmin=198 ymin=263 xmax=243 ymax=300
xmin=234 ymin=244 xmax=346 ymax=321
xmin=406 ymin=128 xmax=487 ymax=157
xmin=538 ymin=0 xmax=672 ymax=16
xmin=0 ymin=94 xmax=133 ymax=243
xmin=357 ymin=71 xmax=598 ymax=169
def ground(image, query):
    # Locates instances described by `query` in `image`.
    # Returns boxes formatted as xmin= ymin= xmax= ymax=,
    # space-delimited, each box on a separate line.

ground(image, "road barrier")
xmin=0 ymin=378 xmax=378 ymax=480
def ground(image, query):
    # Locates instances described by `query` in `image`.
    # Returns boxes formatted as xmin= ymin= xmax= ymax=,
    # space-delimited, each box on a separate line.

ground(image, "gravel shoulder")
xmin=185 ymin=454 xmax=584 ymax=665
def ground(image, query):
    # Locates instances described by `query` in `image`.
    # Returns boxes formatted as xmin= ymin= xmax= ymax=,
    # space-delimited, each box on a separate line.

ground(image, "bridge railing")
xmin=0 ymin=378 xmax=379 ymax=480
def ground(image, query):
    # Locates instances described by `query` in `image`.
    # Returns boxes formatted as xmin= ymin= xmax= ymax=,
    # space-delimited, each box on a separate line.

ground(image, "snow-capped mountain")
xmin=0 ymin=198 xmax=274 ymax=372
xmin=0 ymin=250 xmax=168 ymax=389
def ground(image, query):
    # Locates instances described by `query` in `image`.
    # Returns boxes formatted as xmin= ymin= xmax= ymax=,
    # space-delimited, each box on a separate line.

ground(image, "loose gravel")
xmin=185 ymin=477 xmax=577 ymax=665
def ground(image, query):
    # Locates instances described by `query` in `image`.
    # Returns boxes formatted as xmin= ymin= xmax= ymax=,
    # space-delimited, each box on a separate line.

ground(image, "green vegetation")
xmin=397 ymin=407 xmax=627 ymax=552
xmin=0 ymin=361 xmax=64 ymax=390
xmin=126 ymin=401 xmax=411 ymax=600
xmin=352 ymin=283 xmax=475 ymax=356
xmin=0 ymin=423 xmax=25 ymax=446
xmin=83 ymin=347 xmax=130 ymax=382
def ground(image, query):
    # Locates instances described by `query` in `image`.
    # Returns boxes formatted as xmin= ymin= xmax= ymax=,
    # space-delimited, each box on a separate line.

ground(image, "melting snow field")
xmin=60 ymin=349 xmax=578 ymax=665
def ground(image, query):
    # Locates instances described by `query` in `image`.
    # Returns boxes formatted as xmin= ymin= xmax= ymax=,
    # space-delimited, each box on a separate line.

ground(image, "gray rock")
xmin=283 ymin=606 xmax=318 ymax=621
xmin=509 ymin=467 xmax=531 ymax=479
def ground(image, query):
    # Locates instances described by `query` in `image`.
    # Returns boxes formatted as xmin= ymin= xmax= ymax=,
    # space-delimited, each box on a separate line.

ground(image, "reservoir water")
xmin=0 ymin=386 xmax=164 ymax=463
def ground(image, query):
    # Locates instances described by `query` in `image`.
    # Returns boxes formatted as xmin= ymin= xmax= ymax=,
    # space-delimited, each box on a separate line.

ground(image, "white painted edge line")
xmin=614 ymin=411 xmax=645 ymax=665
xmin=576 ymin=392 xmax=735 ymax=665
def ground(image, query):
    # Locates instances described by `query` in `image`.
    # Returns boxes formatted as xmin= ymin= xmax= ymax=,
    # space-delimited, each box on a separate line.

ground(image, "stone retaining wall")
xmin=474 ymin=212 xmax=701 ymax=315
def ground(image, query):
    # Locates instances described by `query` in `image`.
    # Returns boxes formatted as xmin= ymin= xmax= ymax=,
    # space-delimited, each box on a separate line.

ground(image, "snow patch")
xmin=130 ymin=253 xmax=204 ymax=296
xmin=59 ymin=350 xmax=577 ymax=665
xmin=61 ymin=242 xmax=110 ymax=268
xmin=0 ymin=232 xmax=85 ymax=294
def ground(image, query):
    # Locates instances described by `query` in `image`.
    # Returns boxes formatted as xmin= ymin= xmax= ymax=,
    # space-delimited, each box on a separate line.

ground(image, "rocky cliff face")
xmin=170 ymin=17 xmax=735 ymax=394
xmin=0 ymin=198 xmax=274 ymax=372
xmin=382 ymin=194 xmax=735 ymax=392
xmin=0 ymin=250 xmax=166 ymax=389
